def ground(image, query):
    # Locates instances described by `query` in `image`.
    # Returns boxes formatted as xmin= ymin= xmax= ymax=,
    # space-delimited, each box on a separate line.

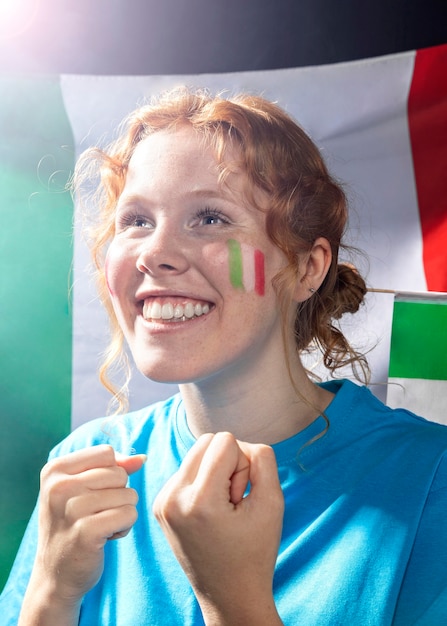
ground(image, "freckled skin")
xmin=105 ymin=127 xmax=289 ymax=387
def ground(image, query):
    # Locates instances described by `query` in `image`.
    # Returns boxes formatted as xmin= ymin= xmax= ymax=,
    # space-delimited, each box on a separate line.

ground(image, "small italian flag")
xmin=227 ymin=239 xmax=265 ymax=296
xmin=387 ymin=294 xmax=447 ymax=425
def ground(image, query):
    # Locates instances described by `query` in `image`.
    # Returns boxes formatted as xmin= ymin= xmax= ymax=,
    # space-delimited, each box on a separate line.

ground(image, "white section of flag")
xmin=387 ymin=379 xmax=447 ymax=425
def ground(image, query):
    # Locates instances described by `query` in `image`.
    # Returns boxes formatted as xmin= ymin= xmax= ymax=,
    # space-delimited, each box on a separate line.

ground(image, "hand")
xmin=33 ymin=444 xmax=145 ymax=604
xmin=153 ymin=432 xmax=284 ymax=625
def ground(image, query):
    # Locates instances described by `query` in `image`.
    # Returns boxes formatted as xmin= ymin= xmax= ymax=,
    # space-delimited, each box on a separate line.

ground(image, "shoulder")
xmin=322 ymin=378 xmax=447 ymax=457
xmin=325 ymin=378 xmax=447 ymax=429
xmin=48 ymin=393 xmax=183 ymax=460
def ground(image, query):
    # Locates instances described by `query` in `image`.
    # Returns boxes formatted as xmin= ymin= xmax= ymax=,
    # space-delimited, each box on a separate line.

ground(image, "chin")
xmin=132 ymin=348 xmax=233 ymax=386
xmin=137 ymin=362 xmax=200 ymax=385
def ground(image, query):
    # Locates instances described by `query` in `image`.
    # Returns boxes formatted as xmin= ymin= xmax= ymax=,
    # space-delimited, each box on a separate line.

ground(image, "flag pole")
xmin=368 ymin=288 xmax=447 ymax=299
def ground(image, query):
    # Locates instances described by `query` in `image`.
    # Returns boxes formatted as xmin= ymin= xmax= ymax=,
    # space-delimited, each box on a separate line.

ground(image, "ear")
xmin=292 ymin=237 xmax=332 ymax=302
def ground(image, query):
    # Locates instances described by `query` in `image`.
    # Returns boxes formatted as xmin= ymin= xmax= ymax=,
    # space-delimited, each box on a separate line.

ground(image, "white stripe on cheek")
xmin=241 ymin=242 xmax=256 ymax=292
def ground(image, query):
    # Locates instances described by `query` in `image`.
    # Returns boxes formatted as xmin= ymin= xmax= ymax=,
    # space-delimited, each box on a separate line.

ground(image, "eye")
xmin=131 ymin=215 xmax=151 ymax=228
xmin=117 ymin=212 xmax=153 ymax=230
xmin=194 ymin=207 xmax=230 ymax=226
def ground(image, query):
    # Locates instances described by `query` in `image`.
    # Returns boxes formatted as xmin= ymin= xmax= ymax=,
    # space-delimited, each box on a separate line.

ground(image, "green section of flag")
xmin=0 ymin=76 xmax=75 ymax=589
xmin=389 ymin=300 xmax=447 ymax=380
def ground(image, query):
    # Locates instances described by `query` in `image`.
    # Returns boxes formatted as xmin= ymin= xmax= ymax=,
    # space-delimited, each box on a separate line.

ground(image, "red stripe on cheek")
xmin=254 ymin=249 xmax=265 ymax=296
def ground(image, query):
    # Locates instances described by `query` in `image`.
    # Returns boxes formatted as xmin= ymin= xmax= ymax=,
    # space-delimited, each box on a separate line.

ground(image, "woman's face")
xmin=105 ymin=126 xmax=292 ymax=386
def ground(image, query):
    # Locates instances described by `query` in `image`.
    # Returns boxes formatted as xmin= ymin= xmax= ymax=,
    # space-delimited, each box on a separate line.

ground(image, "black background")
xmin=1 ymin=0 xmax=447 ymax=75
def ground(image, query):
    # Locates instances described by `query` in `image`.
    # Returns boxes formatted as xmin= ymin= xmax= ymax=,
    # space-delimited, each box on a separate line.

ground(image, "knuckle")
xmin=119 ymin=504 xmax=138 ymax=530
xmin=215 ymin=431 xmax=236 ymax=446
xmin=40 ymin=456 xmax=64 ymax=484
xmin=152 ymin=493 xmax=166 ymax=520
xmin=44 ymin=474 xmax=75 ymax=503
xmin=153 ymin=493 xmax=180 ymax=524
xmin=257 ymin=443 xmax=275 ymax=456
xmin=64 ymin=494 xmax=81 ymax=522
xmin=95 ymin=444 xmax=116 ymax=464
xmin=255 ymin=443 xmax=278 ymax=465
xmin=154 ymin=485 xmax=209 ymax=528
xmin=116 ymin=466 xmax=129 ymax=485
xmin=39 ymin=462 xmax=51 ymax=483
xmin=127 ymin=503 xmax=138 ymax=523
xmin=74 ymin=516 xmax=106 ymax=551
xmin=127 ymin=487 xmax=139 ymax=506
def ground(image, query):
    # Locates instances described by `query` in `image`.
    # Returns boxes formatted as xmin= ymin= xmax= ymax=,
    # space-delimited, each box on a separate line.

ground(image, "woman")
xmin=2 ymin=88 xmax=447 ymax=625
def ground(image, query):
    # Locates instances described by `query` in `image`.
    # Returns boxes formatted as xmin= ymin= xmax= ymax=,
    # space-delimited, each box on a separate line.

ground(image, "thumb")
xmin=115 ymin=452 xmax=147 ymax=475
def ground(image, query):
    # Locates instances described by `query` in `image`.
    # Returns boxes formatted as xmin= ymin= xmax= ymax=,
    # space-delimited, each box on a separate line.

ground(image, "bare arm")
xmin=153 ymin=433 xmax=285 ymax=626
xmin=18 ymin=445 xmax=145 ymax=626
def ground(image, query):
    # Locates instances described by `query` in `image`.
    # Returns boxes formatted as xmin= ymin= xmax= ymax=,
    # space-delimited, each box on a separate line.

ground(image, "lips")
xmin=142 ymin=297 xmax=212 ymax=322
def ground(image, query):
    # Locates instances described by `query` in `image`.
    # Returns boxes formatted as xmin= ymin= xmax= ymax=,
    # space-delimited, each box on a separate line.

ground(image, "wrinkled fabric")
xmin=2 ymin=380 xmax=447 ymax=625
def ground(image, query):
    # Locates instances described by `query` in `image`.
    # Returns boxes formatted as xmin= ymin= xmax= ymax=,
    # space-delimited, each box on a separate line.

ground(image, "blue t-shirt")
xmin=2 ymin=379 xmax=447 ymax=624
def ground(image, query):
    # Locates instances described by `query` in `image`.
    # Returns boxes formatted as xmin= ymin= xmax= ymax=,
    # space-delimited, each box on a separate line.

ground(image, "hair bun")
xmin=331 ymin=263 xmax=367 ymax=319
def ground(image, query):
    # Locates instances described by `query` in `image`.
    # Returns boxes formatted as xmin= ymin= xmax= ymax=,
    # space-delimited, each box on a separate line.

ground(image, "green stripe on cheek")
xmin=227 ymin=239 xmax=244 ymax=289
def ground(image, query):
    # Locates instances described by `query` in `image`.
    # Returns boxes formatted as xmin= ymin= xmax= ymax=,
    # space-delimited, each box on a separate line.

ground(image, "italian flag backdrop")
xmin=1 ymin=43 xmax=446 ymax=587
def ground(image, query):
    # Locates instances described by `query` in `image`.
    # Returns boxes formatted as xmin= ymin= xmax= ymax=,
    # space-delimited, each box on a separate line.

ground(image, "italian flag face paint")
xmin=227 ymin=239 xmax=265 ymax=296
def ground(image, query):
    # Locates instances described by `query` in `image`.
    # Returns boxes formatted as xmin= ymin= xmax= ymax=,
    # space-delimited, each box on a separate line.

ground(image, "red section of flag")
xmin=408 ymin=44 xmax=447 ymax=292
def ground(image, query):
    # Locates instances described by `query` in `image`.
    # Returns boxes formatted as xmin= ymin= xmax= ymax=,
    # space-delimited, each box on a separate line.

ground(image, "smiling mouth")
xmin=142 ymin=299 xmax=212 ymax=322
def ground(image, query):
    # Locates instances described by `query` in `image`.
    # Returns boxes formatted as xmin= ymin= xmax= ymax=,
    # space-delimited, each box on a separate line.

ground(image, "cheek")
xmin=105 ymin=244 xmax=132 ymax=298
xmin=203 ymin=239 xmax=265 ymax=297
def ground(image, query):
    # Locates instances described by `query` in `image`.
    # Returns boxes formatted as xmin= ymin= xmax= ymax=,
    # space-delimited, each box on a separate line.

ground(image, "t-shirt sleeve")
xmin=393 ymin=454 xmax=447 ymax=624
xmin=0 ymin=419 xmax=113 ymax=623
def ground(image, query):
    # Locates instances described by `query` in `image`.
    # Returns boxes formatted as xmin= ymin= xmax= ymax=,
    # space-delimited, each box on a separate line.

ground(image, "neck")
xmin=178 ymin=358 xmax=333 ymax=445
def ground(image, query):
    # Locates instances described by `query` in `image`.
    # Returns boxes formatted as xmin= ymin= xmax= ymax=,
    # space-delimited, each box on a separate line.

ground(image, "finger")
xmin=44 ymin=445 xmax=117 ymax=478
xmin=42 ymin=465 xmax=137 ymax=513
xmin=75 ymin=501 xmax=139 ymax=545
xmin=64 ymin=489 xmax=138 ymax=537
xmin=115 ymin=453 xmax=147 ymax=476
xmin=229 ymin=444 xmax=251 ymax=505
xmin=194 ymin=432 xmax=250 ymax=505
xmin=175 ymin=433 xmax=215 ymax=484
xmin=153 ymin=434 xmax=216 ymax=519
xmin=100 ymin=504 xmax=139 ymax=541
xmin=74 ymin=465 xmax=130 ymax=490
xmin=240 ymin=444 xmax=283 ymax=508
xmin=65 ymin=487 xmax=139 ymax=521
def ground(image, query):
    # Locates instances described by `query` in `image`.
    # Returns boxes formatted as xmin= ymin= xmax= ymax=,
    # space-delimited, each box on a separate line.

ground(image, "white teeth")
xmin=150 ymin=301 xmax=162 ymax=319
xmin=184 ymin=302 xmax=195 ymax=318
xmin=173 ymin=304 xmax=183 ymax=318
xmin=161 ymin=303 xmax=174 ymax=319
xmin=143 ymin=300 xmax=211 ymax=322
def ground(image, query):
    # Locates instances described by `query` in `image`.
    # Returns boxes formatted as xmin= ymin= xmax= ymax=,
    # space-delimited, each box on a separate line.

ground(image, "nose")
xmin=136 ymin=225 xmax=190 ymax=276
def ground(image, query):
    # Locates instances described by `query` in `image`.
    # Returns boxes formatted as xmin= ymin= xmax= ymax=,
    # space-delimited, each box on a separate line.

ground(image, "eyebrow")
xmin=116 ymin=187 xmax=231 ymax=208
xmin=182 ymin=188 xmax=229 ymax=199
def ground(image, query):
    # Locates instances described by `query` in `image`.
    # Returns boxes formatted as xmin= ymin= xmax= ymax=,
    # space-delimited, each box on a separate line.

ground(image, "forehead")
xmin=124 ymin=126 xmax=250 ymax=199
xmin=129 ymin=126 xmax=229 ymax=173
xmin=122 ymin=125 xmax=270 ymax=216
